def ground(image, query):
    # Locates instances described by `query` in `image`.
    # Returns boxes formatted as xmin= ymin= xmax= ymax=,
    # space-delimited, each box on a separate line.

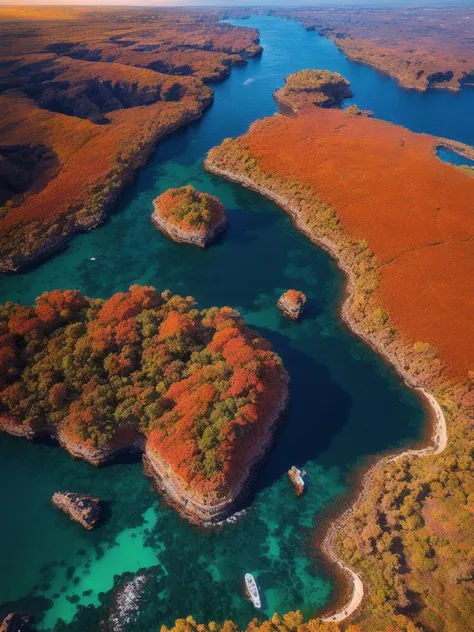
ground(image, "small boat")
xmin=90 ymin=257 xmax=96 ymax=261
xmin=244 ymin=573 xmax=261 ymax=608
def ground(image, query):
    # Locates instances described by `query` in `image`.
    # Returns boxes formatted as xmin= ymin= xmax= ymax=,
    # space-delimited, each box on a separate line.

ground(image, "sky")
xmin=0 ymin=0 xmax=468 ymax=6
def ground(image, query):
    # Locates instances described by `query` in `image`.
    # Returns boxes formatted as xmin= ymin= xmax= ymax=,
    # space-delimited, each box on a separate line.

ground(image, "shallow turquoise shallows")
xmin=1 ymin=16 xmax=473 ymax=631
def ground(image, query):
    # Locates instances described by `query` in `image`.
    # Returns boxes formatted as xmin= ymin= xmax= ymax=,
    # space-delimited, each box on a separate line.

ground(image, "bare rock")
xmin=277 ymin=289 xmax=307 ymax=320
xmin=52 ymin=491 xmax=102 ymax=530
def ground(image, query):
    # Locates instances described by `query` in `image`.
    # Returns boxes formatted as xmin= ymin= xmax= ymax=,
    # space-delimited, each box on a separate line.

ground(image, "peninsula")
xmin=152 ymin=186 xmax=227 ymax=247
xmin=0 ymin=285 xmax=288 ymax=524
xmin=204 ymin=72 xmax=474 ymax=630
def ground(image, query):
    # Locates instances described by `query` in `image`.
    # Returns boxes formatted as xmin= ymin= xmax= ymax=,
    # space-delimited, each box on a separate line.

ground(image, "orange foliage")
xmin=0 ymin=286 xmax=288 ymax=499
xmin=215 ymin=108 xmax=474 ymax=378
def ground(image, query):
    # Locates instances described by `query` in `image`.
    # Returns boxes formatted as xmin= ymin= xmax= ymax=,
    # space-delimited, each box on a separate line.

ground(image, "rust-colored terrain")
xmin=0 ymin=6 xmax=261 ymax=272
xmin=205 ymin=78 xmax=474 ymax=630
xmin=275 ymin=6 xmax=474 ymax=91
xmin=208 ymin=106 xmax=474 ymax=379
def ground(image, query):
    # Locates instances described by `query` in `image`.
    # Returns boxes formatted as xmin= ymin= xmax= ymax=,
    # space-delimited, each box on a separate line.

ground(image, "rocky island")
xmin=152 ymin=186 xmax=227 ymax=247
xmin=274 ymin=69 xmax=352 ymax=112
xmin=204 ymin=72 xmax=474 ymax=630
xmin=51 ymin=492 xmax=102 ymax=530
xmin=0 ymin=285 xmax=288 ymax=524
xmin=277 ymin=290 xmax=307 ymax=320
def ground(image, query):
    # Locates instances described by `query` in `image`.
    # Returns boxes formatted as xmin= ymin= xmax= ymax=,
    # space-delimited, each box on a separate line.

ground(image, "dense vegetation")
xmin=274 ymin=70 xmax=352 ymax=110
xmin=154 ymin=186 xmax=226 ymax=234
xmin=0 ymin=7 xmax=261 ymax=271
xmin=0 ymin=285 xmax=287 ymax=498
xmin=161 ymin=612 xmax=422 ymax=632
xmin=205 ymin=104 xmax=474 ymax=630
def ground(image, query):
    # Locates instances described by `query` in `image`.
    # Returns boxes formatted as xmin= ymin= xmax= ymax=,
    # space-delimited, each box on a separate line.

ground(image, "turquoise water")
xmin=1 ymin=16 xmax=473 ymax=630
xmin=437 ymin=145 xmax=474 ymax=167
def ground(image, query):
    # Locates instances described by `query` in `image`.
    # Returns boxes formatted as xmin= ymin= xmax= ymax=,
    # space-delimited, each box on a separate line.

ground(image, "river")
xmin=0 ymin=15 xmax=473 ymax=631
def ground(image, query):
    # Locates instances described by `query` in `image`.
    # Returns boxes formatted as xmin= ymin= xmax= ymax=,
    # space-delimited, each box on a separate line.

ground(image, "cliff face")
xmin=0 ymin=286 xmax=289 ymax=525
xmin=151 ymin=213 xmax=227 ymax=248
xmin=144 ymin=376 xmax=288 ymax=523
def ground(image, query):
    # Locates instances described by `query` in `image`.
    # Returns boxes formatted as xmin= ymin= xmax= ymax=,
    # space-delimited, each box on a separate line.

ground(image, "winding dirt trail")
xmin=203 ymin=159 xmax=449 ymax=624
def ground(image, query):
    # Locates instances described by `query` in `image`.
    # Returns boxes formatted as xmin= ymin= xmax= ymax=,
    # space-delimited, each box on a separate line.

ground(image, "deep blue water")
xmin=0 ymin=16 xmax=473 ymax=631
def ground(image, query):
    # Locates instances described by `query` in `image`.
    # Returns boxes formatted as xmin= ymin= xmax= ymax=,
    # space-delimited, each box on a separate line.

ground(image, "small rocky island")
xmin=274 ymin=69 xmax=352 ymax=112
xmin=152 ymin=185 xmax=227 ymax=247
xmin=52 ymin=492 xmax=102 ymax=530
xmin=278 ymin=290 xmax=307 ymax=320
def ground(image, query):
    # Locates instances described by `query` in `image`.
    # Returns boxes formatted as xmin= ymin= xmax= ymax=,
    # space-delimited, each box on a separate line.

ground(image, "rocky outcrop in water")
xmin=104 ymin=574 xmax=151 ymax=632
xmin=52 ymin=492 xmax=102 ymax=530
xmin=152 ymin=185 xmax=227 ymax=247
xmin=288 ymin=466 xmax=306 ymax=496
xmin=278 ymin=289 xmax=307 ymax=320
xmin=274 ymin=69 xmax=352 ymax=112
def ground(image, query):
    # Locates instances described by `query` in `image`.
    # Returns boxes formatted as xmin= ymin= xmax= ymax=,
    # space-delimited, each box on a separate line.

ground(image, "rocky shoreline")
xmin=203 ymin=158 xmax=448 ymax=620
xmin=0 ymin=373 xmax=289 ymax=525
xmin=145 ymin=376 xmax=289 ymax=524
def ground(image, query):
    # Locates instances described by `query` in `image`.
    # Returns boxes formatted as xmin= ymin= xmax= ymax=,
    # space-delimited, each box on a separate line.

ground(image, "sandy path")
xmin=322 ymin=388 xmax=447 ymax=623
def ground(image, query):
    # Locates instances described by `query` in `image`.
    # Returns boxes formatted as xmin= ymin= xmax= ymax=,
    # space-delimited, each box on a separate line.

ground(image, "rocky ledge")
xmin=152 ymin=185 xmax=227 ymax=247
xmin=0 ymin=613 xmax=31 ymax=632
xmin=278 ymin=289 xmax=307 ymax=320
xmin=274 ymin=69 xmax=352 ymax=113
xmin=52 ymin=492 xmax=102 ymax=530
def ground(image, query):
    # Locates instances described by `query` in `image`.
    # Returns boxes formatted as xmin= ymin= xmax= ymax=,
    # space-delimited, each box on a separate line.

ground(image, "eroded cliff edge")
xmin=0 ymin=285 xmax=288 ymax=524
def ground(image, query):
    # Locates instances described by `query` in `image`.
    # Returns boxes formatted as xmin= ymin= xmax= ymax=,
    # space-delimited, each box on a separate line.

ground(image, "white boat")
xmin=244 ymin=573 xmax=261 ymax=608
